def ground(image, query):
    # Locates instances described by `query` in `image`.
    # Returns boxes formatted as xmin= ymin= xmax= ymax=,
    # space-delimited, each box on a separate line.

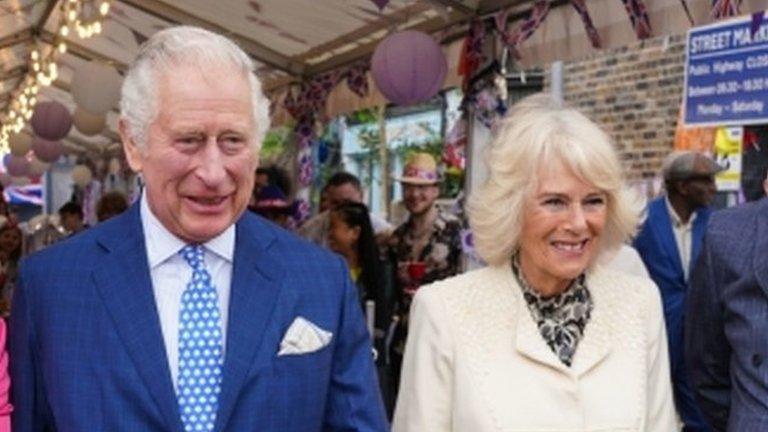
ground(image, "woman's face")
xmin=328 ymin=212 xmax=359 ymax=257
xmin=518 ymin=159 xmax=607 ymax=294
xmin=0 ymin=228 xmax=21 ymax=256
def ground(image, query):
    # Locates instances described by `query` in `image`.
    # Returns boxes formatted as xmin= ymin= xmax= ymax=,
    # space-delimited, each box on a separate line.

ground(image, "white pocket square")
xmin=278 ymin=316 xmax=333 ymax=356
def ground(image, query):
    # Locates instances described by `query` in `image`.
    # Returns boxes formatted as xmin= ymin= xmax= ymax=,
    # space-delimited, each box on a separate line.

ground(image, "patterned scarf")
xmin=512 ymin=255 xmax=593 ymax=367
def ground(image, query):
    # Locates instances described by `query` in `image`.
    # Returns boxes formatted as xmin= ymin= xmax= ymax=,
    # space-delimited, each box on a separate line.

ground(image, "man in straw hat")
xmin=634 ymin=150 xmax=724 ymax=432
xmin=386 ymin=152 xmax=462 ymax=394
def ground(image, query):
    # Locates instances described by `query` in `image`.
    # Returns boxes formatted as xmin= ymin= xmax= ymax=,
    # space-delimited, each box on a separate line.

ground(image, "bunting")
xmin=458 ymin=20 xmax=486 ymax=91
xmin=620 ymin=0 xmax=652 ymax=39
xmin=711 ymin=0 xmax=741 ymax=19
xmin=345 ymin=63 xmax=369 ymax=98
xmin=496 ymin=0 xmax=551 ymax=59
xmin=570 ymin=0 xmax=601 ymax=48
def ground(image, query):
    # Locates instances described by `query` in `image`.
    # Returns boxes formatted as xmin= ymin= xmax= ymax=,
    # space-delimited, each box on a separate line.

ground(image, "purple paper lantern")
xmin=32 ymin=137 xmax=65 ymax=163
xmin=31 ymin=101 xmax=72 ymax=141
xmin=371 ymin=30 xmax=447 ymax=106
xmin=4 ymin=154 xmax=30 ymax=177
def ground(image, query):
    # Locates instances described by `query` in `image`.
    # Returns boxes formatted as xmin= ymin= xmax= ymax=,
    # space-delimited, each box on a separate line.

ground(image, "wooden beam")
xmin=40 ymin=30 xmax=129 ymax=72
xmin=35 ymin=0 xmax=59 ymax=34
xmin=476 ymin=0 xmax=529 ymax=15
xmin=117 ymin=0 xmax=306 ymax=76
xmin=306 ymin=8 xmax=468 ymax=76
xmin=0 ymin=28 xmax=34 ymax=50
xmin=0 ymin=66 xmax=27 ymax=82
xmin=293 ymin=3 xmax=432 ymax=64
xmin=427 ymin=0 xmax=476 ymax=15
xmin=305 ymin=0 xmax=564 ymax=77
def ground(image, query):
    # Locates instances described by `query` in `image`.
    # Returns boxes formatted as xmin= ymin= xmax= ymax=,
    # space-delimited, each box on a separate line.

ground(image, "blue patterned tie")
xmin=178 ymin=244 xmax=223 ymax=432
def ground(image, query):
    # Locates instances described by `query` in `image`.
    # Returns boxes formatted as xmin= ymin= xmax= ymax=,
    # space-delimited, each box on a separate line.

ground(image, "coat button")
xmin=753 ymin=354 xmax=763 ymax=368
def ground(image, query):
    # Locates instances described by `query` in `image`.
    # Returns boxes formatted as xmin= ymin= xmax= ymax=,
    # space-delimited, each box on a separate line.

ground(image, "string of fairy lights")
xmin=0 ymin=0 xmax=111 ymax=151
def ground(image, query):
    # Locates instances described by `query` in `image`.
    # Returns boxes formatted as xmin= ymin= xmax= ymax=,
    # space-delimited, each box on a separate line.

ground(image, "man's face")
xmin=680 ymin=159 xmax=717 ymax=210
xmin=121 ymin=64 xmax=257 ymax=243
xmin=326 ymin=183 xmax=363 ymax=210
xmin=403 ymin=183 xmax=439 ymax=216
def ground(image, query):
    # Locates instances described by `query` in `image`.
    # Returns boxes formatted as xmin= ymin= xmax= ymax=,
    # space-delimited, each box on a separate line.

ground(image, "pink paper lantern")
xmin=32 ymin=137 xmax=65 ymax=163
xmin=4 ymin=154 xmax=30 ymax=177
xmin=371 ymin=30 xmax=447 ymax=106
xmin=31 ymin=101 xmax=72 ymax=141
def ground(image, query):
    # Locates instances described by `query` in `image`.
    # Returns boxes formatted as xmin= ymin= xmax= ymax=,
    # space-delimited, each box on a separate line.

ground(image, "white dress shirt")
xmin=665 ymin=197 xmax=696 ymax=280
xmin=140 ymin=194 xmax=234 ymax=391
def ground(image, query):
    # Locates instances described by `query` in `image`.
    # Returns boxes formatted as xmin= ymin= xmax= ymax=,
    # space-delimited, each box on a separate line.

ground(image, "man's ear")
xmin=119 ymin=118 xmax=144 ymax=173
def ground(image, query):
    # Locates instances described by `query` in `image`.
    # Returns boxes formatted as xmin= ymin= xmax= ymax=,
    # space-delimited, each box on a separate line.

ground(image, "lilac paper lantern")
xmin=4 ymin=154 xmax=30 ymax=177
xmin=31 ymin=101 xmax=72 ymax=141
xmin=371 ymin=30 xmax=447 ymax=106
xmin=32 ymin=137 xmax=65 ymax=163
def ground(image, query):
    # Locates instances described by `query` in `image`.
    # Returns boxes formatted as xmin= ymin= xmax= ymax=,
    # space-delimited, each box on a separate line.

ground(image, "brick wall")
xmin=545 ymin=34 xmax=687 ymax=181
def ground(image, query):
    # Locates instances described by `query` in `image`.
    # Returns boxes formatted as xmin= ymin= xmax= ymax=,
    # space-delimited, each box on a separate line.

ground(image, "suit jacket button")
xmin=753 ymin=354 xmax=763 ymax=368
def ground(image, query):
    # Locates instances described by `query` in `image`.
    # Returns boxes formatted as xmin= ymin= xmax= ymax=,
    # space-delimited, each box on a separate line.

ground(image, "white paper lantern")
xmin=73 ymin=107 xmax=107 ymax=136
xmin=9 ymin=132 xmax=32 ymax=157
xmin=72 ymin=164 xmax=93 ymax=187
xmin=71 ymin=61 xmax=122 ymax=114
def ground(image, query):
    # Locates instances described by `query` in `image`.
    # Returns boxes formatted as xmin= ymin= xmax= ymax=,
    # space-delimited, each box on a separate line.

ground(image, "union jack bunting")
xmin=498 ymin=0 xmax=550 ymax=58
xmin=620 ymin=0 xmax=652 ymax=39
xmin=345 ymin=62 xmax=369 ymax=98
xmin=711 ymin=0 xmax=742 ymax=19
xmin=570 ymin=0 xmax=601 ymax=48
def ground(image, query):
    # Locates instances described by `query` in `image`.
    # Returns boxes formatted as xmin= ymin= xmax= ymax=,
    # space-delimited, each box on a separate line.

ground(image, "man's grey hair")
xmin=119 ymin=26 xmax=271 ymax=149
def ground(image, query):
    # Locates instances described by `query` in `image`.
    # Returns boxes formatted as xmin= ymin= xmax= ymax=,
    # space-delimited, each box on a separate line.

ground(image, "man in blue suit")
xmin=10 ymin=26 xmax=387 ymax=432
xmin=634 ymin=151 xmax=723 ymax=432
xmin=686 ymin=197 xmax=768 ymax=431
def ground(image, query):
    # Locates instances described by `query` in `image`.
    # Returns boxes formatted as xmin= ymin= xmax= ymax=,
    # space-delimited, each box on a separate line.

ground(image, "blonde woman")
xmin=393 ymin=94 xmax=675 ymax=431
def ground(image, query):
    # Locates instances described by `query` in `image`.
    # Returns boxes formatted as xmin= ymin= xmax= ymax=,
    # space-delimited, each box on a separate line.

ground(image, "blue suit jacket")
xmin=9 ymin=203 xmax=388 ymax=431
xmin=633 ymin=196 xmax=711 ymax=430
xmin=686 ymin=198 xmax=768 ymax=431
xmin=634 ymin=197 xmax=710 ymax=355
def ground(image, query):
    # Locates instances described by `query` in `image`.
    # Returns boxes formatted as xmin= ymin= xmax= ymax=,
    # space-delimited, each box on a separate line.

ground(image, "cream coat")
xmin=392 ymin=265 xmax=676 ymax=432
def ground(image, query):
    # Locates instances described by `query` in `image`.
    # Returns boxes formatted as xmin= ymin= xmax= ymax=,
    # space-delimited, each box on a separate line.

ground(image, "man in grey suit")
xmin=686 ymin=198 xmax=768 ymax=431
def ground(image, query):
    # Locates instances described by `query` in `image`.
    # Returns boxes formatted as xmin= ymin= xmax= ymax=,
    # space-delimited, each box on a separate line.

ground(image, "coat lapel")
xmin=92 ymin=204 xmax=184 ymax=432
xmin=649 ymin=198 xmax=685 ymax=280
xmin=571 ymin=268 xmax=614 ymax=377
xmin=690 ymin=207 xmax=710 ymax=276
xmin=752 ymin=200 xmax=768 ymax=298
xmin=512 ymin=266 xmax=614 ymax=377
xmin=511 ymin=274 xmax=571 ymax=374
xmin=214 ymin=216 xmax=285 ymax=432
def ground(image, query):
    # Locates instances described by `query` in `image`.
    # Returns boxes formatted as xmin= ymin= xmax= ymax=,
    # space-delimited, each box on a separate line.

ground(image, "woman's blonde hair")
xmin=468 ymin=93 xmax=640 ymax=267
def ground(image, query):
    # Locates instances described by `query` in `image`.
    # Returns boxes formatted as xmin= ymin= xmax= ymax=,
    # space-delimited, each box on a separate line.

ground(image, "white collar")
xmin=140 ymin=193 xmax=235 ymax=268
xmin=664 ymin=195 xmax=697 ymax=228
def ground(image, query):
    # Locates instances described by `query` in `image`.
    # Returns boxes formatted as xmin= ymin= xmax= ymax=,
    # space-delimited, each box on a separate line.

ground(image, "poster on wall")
xmin=684 ymin=11 xmax=768 ymax=126
xmin=713 ymin=126 xmax=743 ymax=191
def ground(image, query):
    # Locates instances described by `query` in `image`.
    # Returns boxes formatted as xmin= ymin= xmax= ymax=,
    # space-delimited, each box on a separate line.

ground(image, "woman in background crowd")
xmin=393 ymin=94 xmax=675 ymax=431
xmin=327 ymin=200 xmax=395 ymax=414
xmin=0 ymin=319 xmax=10 ymax=431
xmin=0 ymin=223 xmax=22 ymax=316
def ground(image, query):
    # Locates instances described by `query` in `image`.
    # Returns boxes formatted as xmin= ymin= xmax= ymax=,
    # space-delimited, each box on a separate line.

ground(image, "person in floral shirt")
xmin=386 ymin=152 xmax=462 ymax=397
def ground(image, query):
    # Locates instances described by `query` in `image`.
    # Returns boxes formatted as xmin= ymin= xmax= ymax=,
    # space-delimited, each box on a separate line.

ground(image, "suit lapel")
xmin=752 ymin=201 xmax=768 ymax=298
xmin=92 ymin=204 xmax=183 ymax=432
xmin=214 ymin=216 xmax=285 ymax=432
xmin=690 ymin=208 xmax=710 ymax=276
xmin=649 ymin=198 xmax=685 ymax=280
